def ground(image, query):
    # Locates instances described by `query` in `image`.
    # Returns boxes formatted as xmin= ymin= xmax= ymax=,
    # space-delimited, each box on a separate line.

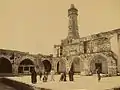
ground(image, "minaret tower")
xmin=67 ymin=4 xmax=79 ymax=39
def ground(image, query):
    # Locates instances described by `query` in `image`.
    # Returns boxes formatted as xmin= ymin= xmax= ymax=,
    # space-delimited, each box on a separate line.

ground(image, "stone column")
xmin=14 ymin=64 xmax=18 ymax=75
xmin=29 ymin=66 xmax=30 ymax=74
xmin=81 ymin=60 xmax=89 ymax=76
xmin=110 ymin=59 xmax=117 ymax=76
xmin=12 ymin=64 xmax=15 ymax=74
xmin=12 ymin=63 xmax=18 ymax=75
xmin=51 ymin=61 xmax=54 ymax=70
xmin=66 ymin=61 xmax=70 ymax=73
xmin=108 ymin=59 xmax=113 ymax=76
xmin=23 ymin=66 xmax=24 ymax=73
xmin=54 ymin=62 xmax=57 ymax=74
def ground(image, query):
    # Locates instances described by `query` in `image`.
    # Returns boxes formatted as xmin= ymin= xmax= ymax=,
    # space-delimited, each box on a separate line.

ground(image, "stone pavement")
xmin=6 ymin=75 xmax=120 ymax=90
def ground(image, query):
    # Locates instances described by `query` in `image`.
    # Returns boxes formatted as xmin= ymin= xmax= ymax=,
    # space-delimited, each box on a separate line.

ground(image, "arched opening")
xmin=42 ymin=60 xmax=51 ymax=72
xmin=57 ymin=62 xmax=59 ymax=73
xmin=70 ymin=57 xmax=80 ymax=73
xmin=90 ymin=55 xmax=108 ymax=74
xmin=0 ymin=57 xmax=12 ymax=73
xmin=95 ymin=63 xmax=102 ymax=72
xmin=18 ymin=59 xmax=34 ymax=74
xmin=57 ymin=60 xmax=66 ymax=73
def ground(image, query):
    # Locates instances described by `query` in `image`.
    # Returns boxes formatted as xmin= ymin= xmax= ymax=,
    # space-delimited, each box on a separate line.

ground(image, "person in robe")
xmin=39 ymin=71 xmax=42 ymax=81
xmin=59 ymin=73 xmax=64 ymax=81
xmin=50 ymin=69 xmax=55 ymax=81
xmin=31 ymin=68 xmax=37 ymax=84
xmin=59 ymin=72 xmax=67 ymax=81
xmin=43 ymin=72 xmax=48 ymax=82
xmin=69 ymin=70 xmax=74 ymax=81
xmin=96 ymin=67 xmax=101 ymax=82
xmin=63 ymin=72 xmax=67 ymax=81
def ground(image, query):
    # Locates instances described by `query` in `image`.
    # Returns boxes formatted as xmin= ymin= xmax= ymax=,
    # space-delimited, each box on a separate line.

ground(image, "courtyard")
xmin=6 ymin=75 xmax=120 ymax=90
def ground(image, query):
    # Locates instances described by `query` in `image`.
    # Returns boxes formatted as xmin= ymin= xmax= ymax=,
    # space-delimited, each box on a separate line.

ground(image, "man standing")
xmin=50 ymin=69 xmax=55 ymax=81
xmin=39 ymin=71 xmax=42 ymax=81
xmin=96 ymin=67 xmax=101 ymax=82
xmin=43 ymin=72 xmax=48 ymax=82
xmin=69 ymin=70 xmax=74 ymax=81
xmin=31 ymin=68 xmax=37 ymax=84
xmin=59 ymin=73 xmax=64 ymax=81
xmin=63 ymin=72 xmax=67 ymax=81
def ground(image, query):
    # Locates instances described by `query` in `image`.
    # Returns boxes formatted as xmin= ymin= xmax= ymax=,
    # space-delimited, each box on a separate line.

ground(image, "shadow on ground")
xmin=0 ymin=78 xmax=52 ymax=90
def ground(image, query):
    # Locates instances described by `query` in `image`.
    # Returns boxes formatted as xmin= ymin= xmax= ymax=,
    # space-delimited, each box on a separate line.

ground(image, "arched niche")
xmin=42 ymin=60 xmax=51 ymax=72
xmin=70 ymin=57 xmax=81 ymax=73
xmin=57 ymin=60 xmax=66 ymax=73
xmin=90 ymin=55 xmax=108 ymax=74
xmin=18 ymin=59 xmax=34 ymax=74
xmin=0 ymin=57 xmax=12 ymax=73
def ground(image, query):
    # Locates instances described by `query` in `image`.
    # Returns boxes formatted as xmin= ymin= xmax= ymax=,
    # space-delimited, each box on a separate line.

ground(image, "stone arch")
xmin=70 ymin=57 xmax=81 ymax=73
xmin=18 ymin=58 xmax=35 ymax=74
xmin=18 ymin=56 xmax=35 ymax=65
xmin=0 ymin=56 xmax=12 ymax=73
xmin=57 ymin=59 xmax=66 ymax=73
xmin=42 ymin=60 xmax=52 ymax=72
xmin=89 ymin=54 xmax=108 ymax=74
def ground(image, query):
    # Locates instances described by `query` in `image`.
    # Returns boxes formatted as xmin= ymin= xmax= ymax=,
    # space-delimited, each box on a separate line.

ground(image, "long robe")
xmin=97 ymin=68 xmax=101 ymax=82
xmin=39 ymin=72 xmax=42 ymax=80
xmin=69 ymin=71 xmax=74 ymax=81
xmin=31 ymin=70 xmax=37 ymax=84
xmin=60 ymin=73 xmax=64 ymax=81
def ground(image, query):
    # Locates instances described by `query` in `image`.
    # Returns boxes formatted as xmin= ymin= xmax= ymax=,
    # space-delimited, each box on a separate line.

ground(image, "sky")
xmin=0 ymin=0 xmax=120 ymax=55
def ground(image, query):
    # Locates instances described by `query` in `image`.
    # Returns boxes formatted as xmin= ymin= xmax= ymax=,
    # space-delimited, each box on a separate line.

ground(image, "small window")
xmin=24 ymin=67 xmax=29 ymax=71
xmin=60 ymin=46 xmax=63 ymax=56
xmin=84 ymin=41 xmax=87 ymax=53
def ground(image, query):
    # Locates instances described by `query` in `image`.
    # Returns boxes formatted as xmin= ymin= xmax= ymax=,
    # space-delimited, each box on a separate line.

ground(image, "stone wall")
xmin=0 ymin=49 xmax=53 ymax=75
xmin=53 ymin=29 xmax=120 ymax=76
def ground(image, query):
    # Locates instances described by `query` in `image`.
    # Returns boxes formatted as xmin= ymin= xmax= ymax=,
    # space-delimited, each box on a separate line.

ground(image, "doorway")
xmin=42 ymin=60 xmax=51 ymax=72
xmin=0 ymin=57 xmax=12 ymax=73
xmin=95 ymin=63 xmax=102 ymax=73
xmin=18 ymin=59 xmax=34 ymax=74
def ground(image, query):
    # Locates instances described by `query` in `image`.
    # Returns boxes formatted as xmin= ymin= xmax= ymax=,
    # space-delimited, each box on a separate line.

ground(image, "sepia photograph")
xmin=0 ymin=0 xmax=120 ymax=90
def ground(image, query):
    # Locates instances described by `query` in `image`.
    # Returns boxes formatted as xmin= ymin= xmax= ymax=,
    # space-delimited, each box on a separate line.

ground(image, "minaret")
xmin=67 ymin=4 xmax=79 ymax=39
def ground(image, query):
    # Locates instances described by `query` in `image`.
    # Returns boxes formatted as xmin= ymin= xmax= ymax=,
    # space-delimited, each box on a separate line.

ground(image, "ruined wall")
xmin=0 ymin=49 xmax=54 ymax=75
xmin=84 ymin=37 xmax=111 ymax=53
xmin=118 ymin=34 xmax=120 ymax=72
xmin=111 ymin=33 xmax=120 ymax=72
xmin=53 ymin=29 xmax=120 ymax=75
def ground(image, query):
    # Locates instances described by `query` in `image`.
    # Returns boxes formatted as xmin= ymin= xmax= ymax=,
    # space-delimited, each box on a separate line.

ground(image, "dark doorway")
xmin=70 ymin=63 xmax=74 ymax=72
xmin=18 ymin=59 xmax=34 ymax=74
xmin=70 ymin=60 xmax=80 ymax=73
xmin=42 ymin=60 xmax=51 ymax=72
xmin=0 ymin=57 xmax=12 ymax=73
xmin=95 ymin=63 xmax=102 ymax=73
xmin=57 ymin=62 xmax=60 ymax=74
xmin=57 ymin=61 xmax=66 ymax=73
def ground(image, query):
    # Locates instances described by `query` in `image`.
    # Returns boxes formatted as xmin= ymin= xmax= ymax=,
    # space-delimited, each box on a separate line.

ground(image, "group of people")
xmin=30 ymin=67 xmax=101 ymax=84
xmin=59 ymin=70 xmax=74 ymax=81
xmin=30 ymin=68 xmax=75 ymax=84
xmin=30 ymin=68 xmax=50 ymax=84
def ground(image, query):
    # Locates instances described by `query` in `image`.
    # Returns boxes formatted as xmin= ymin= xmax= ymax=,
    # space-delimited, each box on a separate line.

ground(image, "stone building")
xmin=0 ymin=4 xmax=120 ymax=76
xmin=54 ymin=4 xmax=120 ymax=76
xmin=0 ymin=49 xmax=54 ymax=75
